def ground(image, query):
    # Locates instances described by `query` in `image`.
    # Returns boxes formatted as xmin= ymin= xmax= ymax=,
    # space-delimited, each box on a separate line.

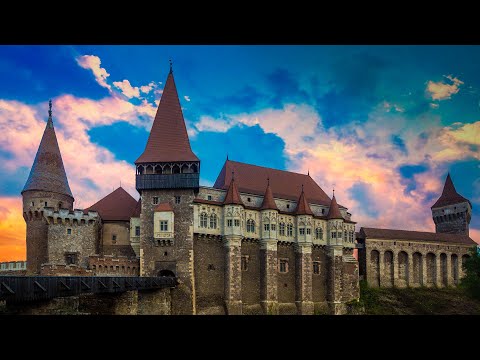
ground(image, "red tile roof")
xmin=223 ymin=177 xmax=244 ymax=206
xmin=431 ymin=173 xmax=471 ymax=208
xmin=360 ymin=227 xmax=476 ymax=246
xmin=260 ymin=180 xmax=278 ymax=210
xmin=22 ymin=104 xmax=73 ymax=199
xmin=294 ymin=187 xmax=313 ymax=215
xmin=327 ymin=194 xmax=343 ymax=220
xmin=85 ymin=187 xmax=137 ymax=221
xmin=214 ymin=160 xmax=332 ymax=206
xmin=154 ymin=202 xmax=174 ymax=212
xmin=135 ymin=71 xmax=199 ymax=164
xmin=131 ymin=199 xmax=141 ymax=217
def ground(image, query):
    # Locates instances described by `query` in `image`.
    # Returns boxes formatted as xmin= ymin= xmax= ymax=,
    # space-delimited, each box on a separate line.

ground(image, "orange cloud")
xmin=427 ymin=75 xmax=463 ymax=101
xmin=0 ymin=197 xmax=26 ymax=262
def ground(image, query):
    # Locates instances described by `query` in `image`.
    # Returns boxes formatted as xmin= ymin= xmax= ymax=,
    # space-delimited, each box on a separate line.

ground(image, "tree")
xmin=460 ymin=246 xmax=480 ymax=300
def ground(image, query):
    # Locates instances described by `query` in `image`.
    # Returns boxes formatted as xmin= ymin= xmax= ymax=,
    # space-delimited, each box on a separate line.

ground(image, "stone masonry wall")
xmin=241 ymin=240 xmax=261 ymax=314
xmin=277 ymin=243 xmax=296 ymax=314
xmin=312 ymin=246 xmax=328 ymax=311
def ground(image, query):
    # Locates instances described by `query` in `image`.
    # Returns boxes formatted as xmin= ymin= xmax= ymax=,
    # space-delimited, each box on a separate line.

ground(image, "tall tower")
xmin=431 ymin=173 xmax=472 ymax=236
xmin=21 ymin=100 xmax=74 ymax=274
xmin=135 ymin=64 xmax=199 ymax=314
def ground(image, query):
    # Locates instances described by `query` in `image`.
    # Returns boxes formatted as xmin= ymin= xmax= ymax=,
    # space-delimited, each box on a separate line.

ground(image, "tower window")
xmin=200 ymin=213 xmax=208 ymax=228
xmin=153 ymin=197 xmax=159 ymax=205
xmin=264 ymin=223 xmax=270 ymax=231
xmin=112 ymin=234 xmax=117 ymax=243
xmin=160 ymin=220 xmax=168 ymax=231
xmin=65 ymin=253 xmax=77 ymax=265
xmin=279 ymin=223 xmax=285 ymax=236
xmin=31 ymin=201 xmax=34 ymax=206
xmin=306 ymin=228 xmax=311 ymax=235
xmin=279 ymin=259 xmax=288 ymax=273
xmin=313 ymin=261 xmax=320 ymax=275
xmin=210 ymin=214 xmax=217 ymax=228
xmin=322 ymin=209 xmax=325 ymax=214
xmin=44 ymin=202 xmax=47 ymax=207
xmin=67 ymin=228 xmax=72 ymax=235
xmin=207 ymin=195 xmax=212 ymax=201
xmin=246 ymin=219 xmax=256 ymax=233
xmin=299 ymin=228 xmax=305 ymax=235
xmin=227 ymin=219 xmax=233 ymax=227
xmin=287 ymin=224 xmax=293 ymax=237
xmin=135 ymin=226 xmax=140 ymax=236
xmin=234 ymin=219 xmax=240 ymax=227
xmin=241 ymin=256 xmax=248 ymax=271
xmin=175 ymin=196 xmax=181 ymax=204
xmin=247 ymin=197 xmax=251 ymax=202
xmin=286 ymin=204 xmax=290 ymax=209
xmin=271 ymin=224 xmax=276 ymax=231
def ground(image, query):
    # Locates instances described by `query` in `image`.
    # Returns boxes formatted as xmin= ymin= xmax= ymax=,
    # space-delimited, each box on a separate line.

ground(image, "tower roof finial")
xmin=48 ymin=99 xmax=52 ymax=118
xmin=227 ymin=153 xmax=229 ymax=161
xmin=169 ymin=59 xmax=173 ymax=74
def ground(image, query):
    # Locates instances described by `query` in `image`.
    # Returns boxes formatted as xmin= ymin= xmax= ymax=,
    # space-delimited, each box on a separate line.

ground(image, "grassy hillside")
xmin=351 ymin=281 xmax=480 ymax=315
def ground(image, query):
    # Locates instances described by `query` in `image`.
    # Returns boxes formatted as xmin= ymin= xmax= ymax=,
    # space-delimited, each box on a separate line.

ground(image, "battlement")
xmin=40 ymin=263 xmax=93 ymax=276
xmin=42 ymin=207 xmax=99 ymax=226
xmin=88 ymin=255 xmax=140 ymax=277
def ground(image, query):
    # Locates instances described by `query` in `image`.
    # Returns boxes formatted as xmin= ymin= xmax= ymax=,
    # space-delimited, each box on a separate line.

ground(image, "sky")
xmin=0 ymin=45 xmax=479 ymax=261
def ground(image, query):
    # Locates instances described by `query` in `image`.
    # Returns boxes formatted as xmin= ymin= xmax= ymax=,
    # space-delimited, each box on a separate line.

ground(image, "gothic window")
xmin=234 ymin=219 xmax=240 ymax=227
xmin=210 ymin=214 xmax=217 ymax=228
xmin=271 ymin=224 xmax=276 ymax=231
xmin=279 ymin=259 xmax=288 ymax=273
xmin=207 ymin=264 xmax=215 ymax=271
xmin=135 ymin=226 xmax=140 ymax=236
xmin=227 ymin=219 xmax=233 ymax=227
xmin=299 ymin=228 xmax=305 ymax=235
xmin=315 ymin=227 xmax=323 ymax=240
xmin=241 ymin=256 xmax=248 ymax=271
xmin=313 ymin=261 xmax=320 ymax=274
xmin=200 ymin=213 xmax=208 ymax=228
xmin=287 ymin=224 xmax=293 ymax=237
xmin=160 ymin=220 xmax=168 ymax=231
xmin=279 ymin=223 xmax=285 ymax=236
xmin=175 ymin=196 xmax=181 ymax=204
xmin=338 ymin=232 xmax=342 ymax=240
xmin=306 ymin=228 xmax=311 ymax=235
xmin=246 ymin=219 xmax=255 ymax=233
xmin=331 ymin=231 xmax=337 ymax=239
xmin=153 ymin=197 xmax=159 ymax=205
xmin=264 ymin=223 xmax=270 ymax=231
xmin=172 ymin=165 xmax=180 ymax=174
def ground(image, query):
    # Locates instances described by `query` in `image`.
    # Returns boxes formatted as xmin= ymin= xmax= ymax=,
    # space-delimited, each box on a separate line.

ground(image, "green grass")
xmin=354 ymin=280 xmax=480 ymax=315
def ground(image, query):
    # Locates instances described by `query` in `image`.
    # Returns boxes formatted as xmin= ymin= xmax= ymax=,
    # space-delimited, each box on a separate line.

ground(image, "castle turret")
xmin=431 ymin=173 xmax=472 ymax=236
xmin=22 ymin=100 xmax=74 ymax=274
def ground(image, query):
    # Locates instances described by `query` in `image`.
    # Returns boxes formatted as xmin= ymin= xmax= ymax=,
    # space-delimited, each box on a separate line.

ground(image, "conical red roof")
xmin=327 ymin=194 xmax=343 ymax=220
xmin=22 ymin=102 xmax=73 ymax=199
xmin=260 ymin=180 xmax=278 ymax=210
xmin=431 ymin=173 xmax=471 ymax=208
xmin=85 ymin=187 xmax=137 ymax=221
xmin=223 ymin=177 xmax=244 ymax=206
xmin=294 ymin=187 xmax=313 ymax=215
xmin=135 ymin=70 xmax=199 ymax=164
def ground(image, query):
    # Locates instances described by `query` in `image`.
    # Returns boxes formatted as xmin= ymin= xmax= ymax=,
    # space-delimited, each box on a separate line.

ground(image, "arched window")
xmin=210 ymin=214 xmax=217 ymax=228
xmin=287 ymin=223 xmax=293 ymax=237
xmin=246 ymin=219 xmax=255 ymax=233
xmin=200 ymin=213 xmax=208 ymax=228
xmin=181 ymin=164 xmax=190 ymax=173
xmin=315 ymin=227 xmax=323 ymax=240
xmin=146 ymin=165 xmax=154 ymax=174
xmin=172 ymin=165 xmax=180 ymax=174
xmin=155 ymin=166 xmax=163 ymax=174
xmin=191 ymin=164 xmax=198 ymax=173
xmin=279 ymin=222 xmax=285 ymax=236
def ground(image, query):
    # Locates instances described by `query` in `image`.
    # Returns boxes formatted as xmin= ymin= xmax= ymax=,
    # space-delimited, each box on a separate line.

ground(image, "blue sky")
xmin=1 ymin=45 xmax=479 ymax=260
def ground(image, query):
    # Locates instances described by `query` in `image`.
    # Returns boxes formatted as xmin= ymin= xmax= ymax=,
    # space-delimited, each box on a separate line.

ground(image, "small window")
xmin=31 ymin=201 xmax=34 ymax=206
xmin=67 ymin=228 xmax=72 ymax=235
xmin=234 ymin=219 xmax=240 ymax=227
xmin=322 ymin=208 xmax=325 ymax=214
xmin=227 ymin=219 xmax=233 ymax=227
xmin=279 ymin=259 xmax=288 ymax=273
xmin=241 ymin=256 xmax=248 ymax=271
xmin=299 ymin=228 xmax=305 ymax=235
xmin=175 ymin=196 xmax=181 ymax=204
xmin=286 ymin=204 xmax=290 ymax=209
xmin=306 ymin=228 xmax=311 ymax=235
xmin=65 ymin=253 xmax=77 ymax=265
xmin=164 ymin=251 xmax=168 ymax=256
xmin=135 ymin=226 xmax=140 ymax=236
xmin=44 ymin=202 xmax=47 ymax=207
xmin=207 ymin=195 xmax=212 ymax=201
xmin=160 ymin=220 xmax=168 ymax=231
xmin=313 ymin=261 xmax=320 ymax=275
xmin=112 ymin=234 xmax=117 ymax=243
xmin=247 ymin=197 xmax=251 ymax=202
xmin=153 ymin=197 xmax=159 ymax=205
xmin=207 ymin=264 xmax=215 ymax=271
xmin=264 ymin=223 xmax=270 ymax=231
xmin=271 ymin=224 xmax=276 ymax=231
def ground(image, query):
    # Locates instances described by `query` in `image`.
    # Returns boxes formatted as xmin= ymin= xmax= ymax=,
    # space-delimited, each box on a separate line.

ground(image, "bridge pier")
xmin=138 ymin=288 xmax=172 ymax=315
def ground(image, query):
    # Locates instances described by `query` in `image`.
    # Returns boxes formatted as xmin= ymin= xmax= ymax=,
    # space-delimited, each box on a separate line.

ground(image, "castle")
xmin=18 ymin=65 xmax=477 ymax=315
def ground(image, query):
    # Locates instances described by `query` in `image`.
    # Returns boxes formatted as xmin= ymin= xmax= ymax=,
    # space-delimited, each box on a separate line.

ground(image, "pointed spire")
xmin=169 ymin=59 xmax=173 ymax=74
xmin=223 ymin=175 xmax=244 ymax=206
xmin=327 ymin=191 xmax=343 ymax=220
xmin=431 ymin=172 xmax=471 ymax=208
xmin=22 ymin=100 xmax=73 ymax=199
xmin=307 ymin=169 xmax=310 ymax=176
xmin=261 ymin=177 xmax=278 ymax=210
xmin=294 ymin=185 xmax=313 ymax=215
xmin=135 ymin=66 xmax=199 ymax=163
xmin=226 ymin=153 xmax=229 ymax=161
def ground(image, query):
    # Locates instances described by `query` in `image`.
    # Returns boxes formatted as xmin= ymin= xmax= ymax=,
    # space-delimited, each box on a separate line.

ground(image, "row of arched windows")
xmin=200 ymin=213 xmax=217 ymax=228
xmin=434 ymin=212 xmax=465 ymax=224
xmin=137 ymin=163 xmax=198 ymax=175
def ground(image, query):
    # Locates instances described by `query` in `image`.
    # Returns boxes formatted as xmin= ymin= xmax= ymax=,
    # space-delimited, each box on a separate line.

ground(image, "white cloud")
xmin=140 ymin=81 xmax=156 ymax=94
xmin=113 ymin=79 xmax=140 ymax=99
xmin=184 ymin=96 xmax=191 ymax=102
xmin=427 ymin=75 xmax=464 ymax=101
xmin=76 ymin=55 xmax=111 ymax=90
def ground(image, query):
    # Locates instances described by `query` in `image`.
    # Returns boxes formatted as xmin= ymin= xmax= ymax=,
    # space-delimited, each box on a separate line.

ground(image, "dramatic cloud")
xmin=76 ymin=55 xmax=111 ymax=90
xmin=113 ymin=79 xmax=140 ymax=99
xmin=427 ymin=75 xmax=464 ymax=101
xmin=0 ymin=197 xmax=25 ymax=261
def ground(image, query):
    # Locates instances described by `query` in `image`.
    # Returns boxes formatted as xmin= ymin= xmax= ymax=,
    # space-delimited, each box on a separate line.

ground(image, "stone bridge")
xmin=0 ymin=276 xmax=177 ymax=315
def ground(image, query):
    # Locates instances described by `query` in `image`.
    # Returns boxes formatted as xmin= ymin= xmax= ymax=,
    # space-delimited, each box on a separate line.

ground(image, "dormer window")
xmin=207 ymin=195 xmax=212 ymax=201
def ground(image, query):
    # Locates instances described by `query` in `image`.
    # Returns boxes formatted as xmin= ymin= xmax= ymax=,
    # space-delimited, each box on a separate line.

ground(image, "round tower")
xmin=22 ymin=100 xmax=74 ymax=274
